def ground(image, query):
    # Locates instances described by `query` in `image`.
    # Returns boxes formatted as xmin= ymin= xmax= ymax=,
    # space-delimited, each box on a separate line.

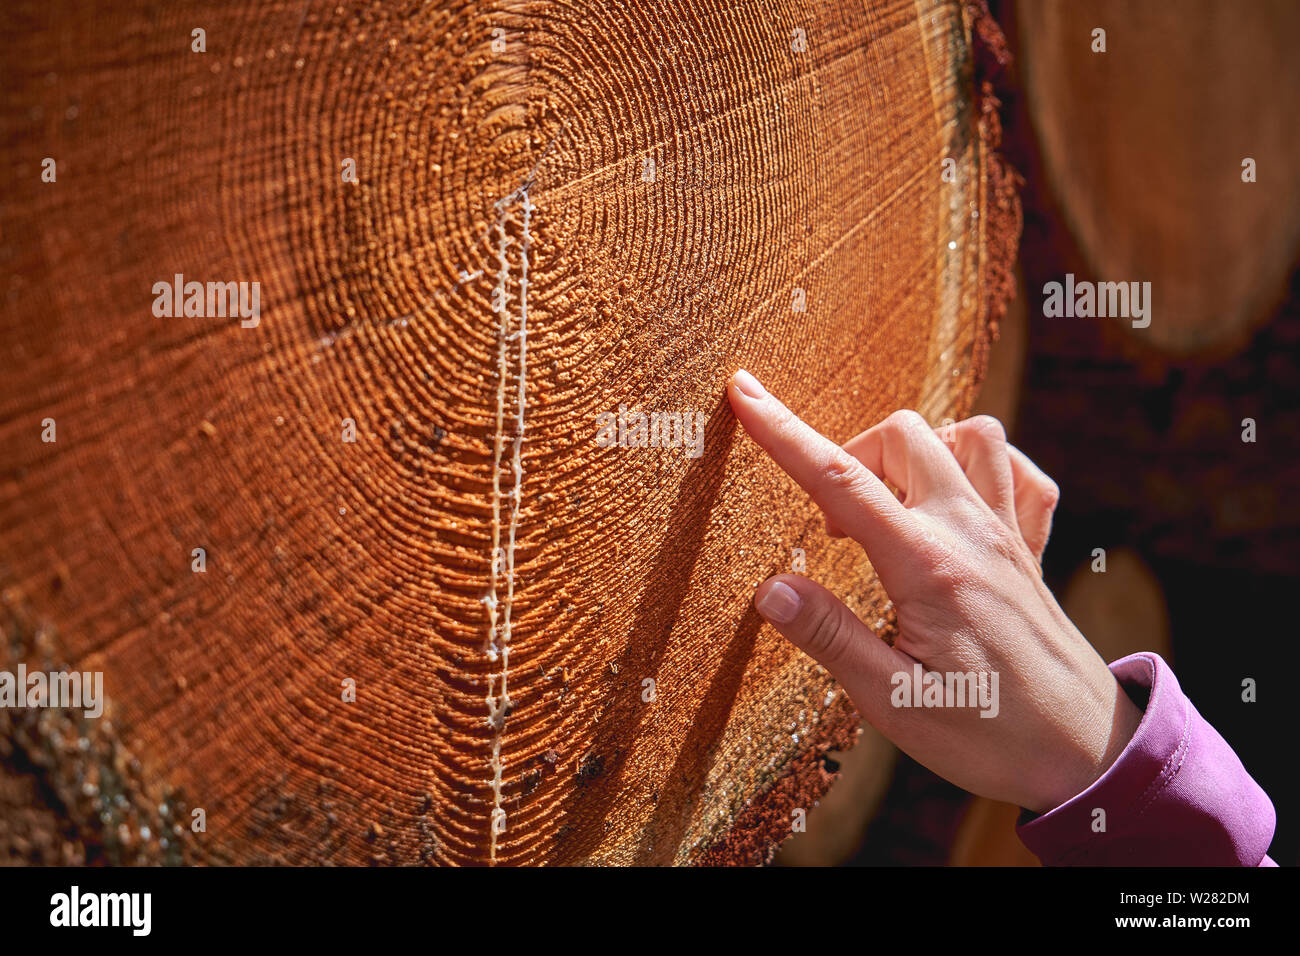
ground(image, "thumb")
xmin=753 ymin=574 xmax=914 ymax=726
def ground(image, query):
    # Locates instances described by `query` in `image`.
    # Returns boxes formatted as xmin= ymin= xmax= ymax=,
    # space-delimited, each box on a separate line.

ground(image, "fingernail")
xmin=756 ymin=581 xmax=801 ymax=624
xmin=731 ymin=368 xmax=767 ymax=400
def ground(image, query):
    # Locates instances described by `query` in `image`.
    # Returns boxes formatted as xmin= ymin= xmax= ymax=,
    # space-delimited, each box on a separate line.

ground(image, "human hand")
xmin=728 ymin=369 xmax=1143 ymax=814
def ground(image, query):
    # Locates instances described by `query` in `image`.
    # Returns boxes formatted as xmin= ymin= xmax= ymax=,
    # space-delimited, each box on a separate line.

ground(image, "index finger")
xmin=727 ymin=369 xmax=926 ymax=582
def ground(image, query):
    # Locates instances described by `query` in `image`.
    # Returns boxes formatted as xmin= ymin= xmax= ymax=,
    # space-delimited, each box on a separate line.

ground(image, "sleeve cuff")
xmin=1015 ymin=652 xmax=1275 ymax=866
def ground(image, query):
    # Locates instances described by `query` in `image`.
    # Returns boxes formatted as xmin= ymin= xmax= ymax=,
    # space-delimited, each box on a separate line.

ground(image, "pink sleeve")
xmin=1016 ymin=652 xmax=1275 ymax=866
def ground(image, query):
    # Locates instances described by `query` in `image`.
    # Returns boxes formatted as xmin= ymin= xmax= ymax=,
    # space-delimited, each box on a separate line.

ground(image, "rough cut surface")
xmin=0 ymin=0 xmax=1015 ymax=865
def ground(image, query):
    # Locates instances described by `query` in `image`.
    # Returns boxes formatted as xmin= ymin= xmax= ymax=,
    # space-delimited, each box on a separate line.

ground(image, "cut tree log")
xmin=1015 ymin=0 xmax=1300 ymax=355
xmin=0 ymin=0 xmax=1018 ymax=865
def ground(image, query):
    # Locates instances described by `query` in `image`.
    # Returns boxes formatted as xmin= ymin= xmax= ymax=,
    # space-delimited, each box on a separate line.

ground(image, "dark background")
xmin=848 ymin=0 xmax=1298 ymax=866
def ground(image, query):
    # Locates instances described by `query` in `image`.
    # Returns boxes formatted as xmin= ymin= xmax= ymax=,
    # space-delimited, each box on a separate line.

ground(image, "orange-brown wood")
xmin=1 ymin=0 xmax=1016 ymax=864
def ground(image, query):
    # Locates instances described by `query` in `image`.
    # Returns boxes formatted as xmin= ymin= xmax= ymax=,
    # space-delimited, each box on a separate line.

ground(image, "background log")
xmin=1016 ymin=0 xmax=1300 ymax=355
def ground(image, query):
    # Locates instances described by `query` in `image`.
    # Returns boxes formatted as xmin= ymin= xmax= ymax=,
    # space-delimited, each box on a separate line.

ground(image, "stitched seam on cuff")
xmin=1134 ymin=692 xmax=1191 ymax=819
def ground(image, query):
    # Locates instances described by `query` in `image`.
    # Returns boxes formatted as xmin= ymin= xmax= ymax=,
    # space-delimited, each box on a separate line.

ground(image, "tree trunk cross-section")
xmin=0 ymin=0 xmax=1018 ymax=865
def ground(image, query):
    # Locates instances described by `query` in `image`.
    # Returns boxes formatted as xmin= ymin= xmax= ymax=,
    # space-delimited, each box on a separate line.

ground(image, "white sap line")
xmin=484 ymin=185 xmax=532 ymax=865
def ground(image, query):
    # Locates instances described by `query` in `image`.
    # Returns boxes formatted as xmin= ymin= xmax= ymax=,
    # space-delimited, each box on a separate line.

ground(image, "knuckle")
xmin=818 ymin=450 xmax=863 ymax=494
xmin=1040 ymin=478 xmax=1061 ymax=511
xmin=886 ymin=409 xmax=927 ymax=434
xmin=802 ymin=601 xmax=850 ymax=665
xmin=968 ymin=414 xmax=1007 ymax=443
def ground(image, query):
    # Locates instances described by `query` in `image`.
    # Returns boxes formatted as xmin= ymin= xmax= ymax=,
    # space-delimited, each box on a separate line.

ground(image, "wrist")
xmin=1030 ymin=677 xmax=1145 ymax=814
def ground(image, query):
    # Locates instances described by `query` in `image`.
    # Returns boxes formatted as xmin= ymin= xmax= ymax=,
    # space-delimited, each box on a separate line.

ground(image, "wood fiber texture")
xmin=0 ymin=0 xmax=1016 ymax=865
